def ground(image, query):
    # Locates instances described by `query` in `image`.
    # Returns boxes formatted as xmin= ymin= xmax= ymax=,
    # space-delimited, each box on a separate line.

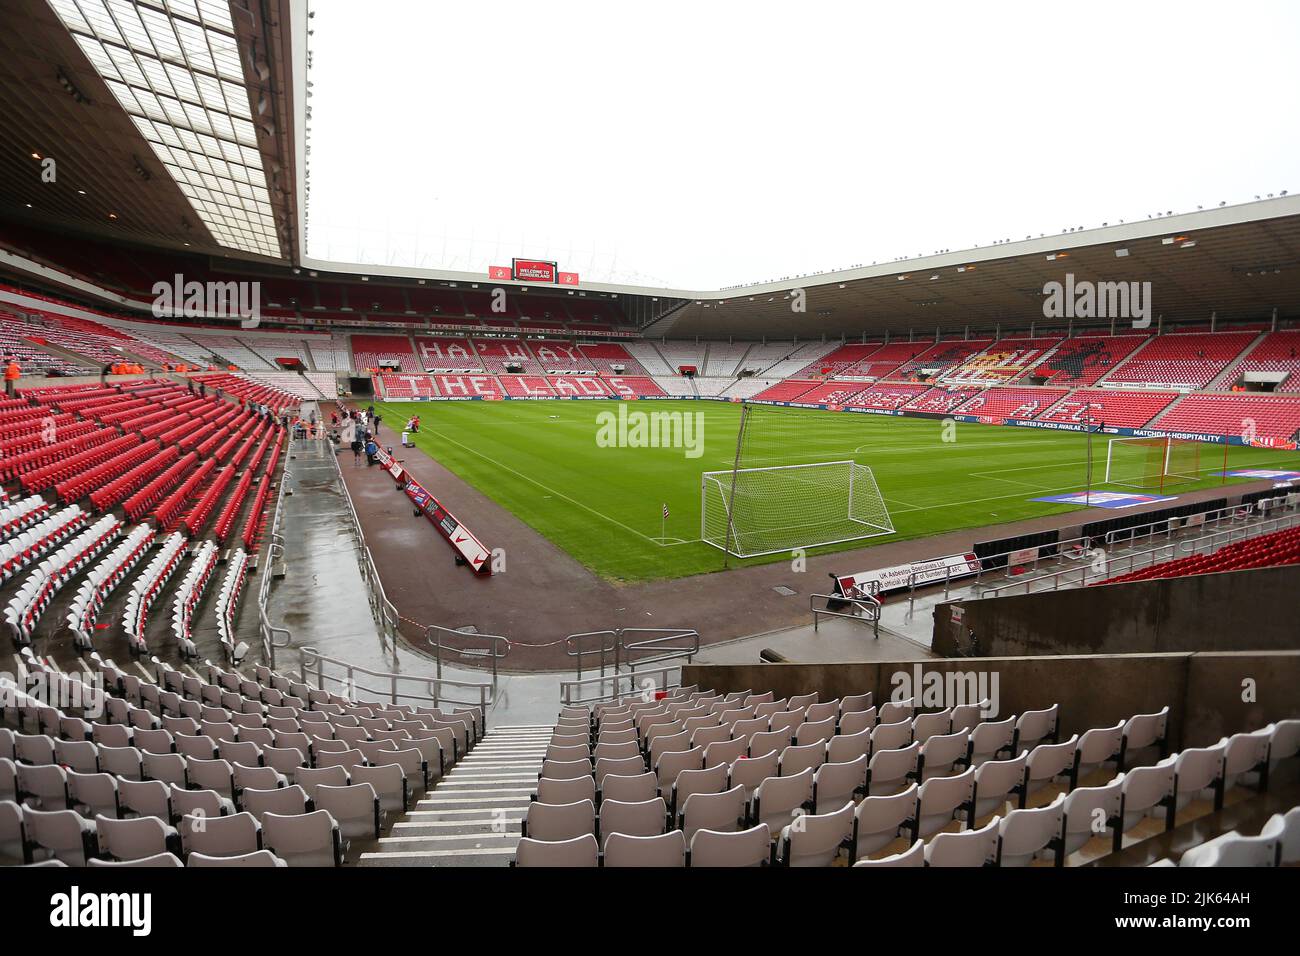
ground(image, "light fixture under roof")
xmin=46 ymin=0 xmax=282 ymax=259
xmin=1114 ymin=248 xmax=1129 ymax=257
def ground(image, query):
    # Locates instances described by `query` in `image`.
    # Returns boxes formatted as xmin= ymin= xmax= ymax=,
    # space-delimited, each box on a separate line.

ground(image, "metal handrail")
xmin=559 ymin=665 xmax=683 ymax=706
xmin=618 ymin=628 xmax=700 ymax=671
xmin=565 ymin=630 xmax=619 ymax=679
xmin=977 ymin=504 xmax=1300 ymax=598
xmin=425 ymin=624 xmax=508 ymax=689
xmin=810 ymin=591 xmax=880 ymax=637
xmin=300 ymin=645 xmax=492 ymax=710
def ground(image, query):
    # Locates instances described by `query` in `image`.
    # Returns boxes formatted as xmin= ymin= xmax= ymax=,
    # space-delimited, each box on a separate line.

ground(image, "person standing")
xmin=4 ymin=357 xmax=20 ymax=398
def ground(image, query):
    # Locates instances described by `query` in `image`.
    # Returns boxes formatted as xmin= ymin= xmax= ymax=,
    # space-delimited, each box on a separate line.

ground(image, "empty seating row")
xmin=67 ymin=525 xmax=156 ymax=650
xmin=0 ymin=505 xmax=89 ymax=586
xmin=4 ymin=516 xmax=122 ymax=645
xmin=121 ymin=533 xmax=188 ymax=654
xmin=171 ymin=541 xmax=218 ymax=660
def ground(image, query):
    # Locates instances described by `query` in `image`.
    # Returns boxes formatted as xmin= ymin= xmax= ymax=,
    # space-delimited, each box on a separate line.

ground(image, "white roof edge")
xmin=294 ymin=195 xmax=1300 ymax=300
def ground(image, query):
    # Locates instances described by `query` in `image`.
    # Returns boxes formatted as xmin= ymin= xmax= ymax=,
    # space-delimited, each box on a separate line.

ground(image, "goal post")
xmin=1104 ymin=436 xmax=1202 ymax=491
xmin=701 ymin=460 xmax=895 ymax=558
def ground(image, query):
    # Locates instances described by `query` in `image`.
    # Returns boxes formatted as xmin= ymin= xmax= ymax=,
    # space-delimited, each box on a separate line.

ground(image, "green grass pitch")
xmin=375 ymin=399 xmax=1296 ymax=582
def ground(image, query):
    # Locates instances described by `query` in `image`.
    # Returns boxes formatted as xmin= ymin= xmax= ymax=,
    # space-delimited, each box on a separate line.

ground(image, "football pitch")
xmin=375 ymin=400 xmax=1297 ymax=582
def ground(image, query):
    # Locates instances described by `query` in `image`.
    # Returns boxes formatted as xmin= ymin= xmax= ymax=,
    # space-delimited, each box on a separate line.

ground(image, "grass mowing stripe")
xmin=378 ymin=400 xmax=1295 ymax=582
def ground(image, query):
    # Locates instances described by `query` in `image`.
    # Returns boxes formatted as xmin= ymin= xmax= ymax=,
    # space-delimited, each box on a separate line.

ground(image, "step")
xmin=358 ymin=845 xmax=518 ymax=867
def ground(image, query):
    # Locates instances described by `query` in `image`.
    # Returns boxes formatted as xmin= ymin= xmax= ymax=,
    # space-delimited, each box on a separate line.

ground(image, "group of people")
xmin=401 ymin=414 xmax=421 ymax=445
xmin=335 ymin=405 xmax=381 ymax=466
xmin=104 ymin=360 xmax=147 ymax=377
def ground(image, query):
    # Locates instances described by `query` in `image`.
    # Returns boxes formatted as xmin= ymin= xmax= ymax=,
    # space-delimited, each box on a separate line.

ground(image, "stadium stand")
xmin=1036 ymin=388 xmax=1181 ymax=428
xmin=954 ymin=387 xmax=1070 ymax=420
xmin=1105 ymin=331 xmax=1259 ymax=389
xmin=1151 ymin=393 xmax=1300 ymax=441
xmin=351 ymin=335 xmax=420 ymax=374
xmin=1098 ymin=525 xmax=1300 ymax=584
xmin=1035 ymin=334 xmax=1149 ymax=387
xmin=1222 ymin=330 xmax=1300 ymax=391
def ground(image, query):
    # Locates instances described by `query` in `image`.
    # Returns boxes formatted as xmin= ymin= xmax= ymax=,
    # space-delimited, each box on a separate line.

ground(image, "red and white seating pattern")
xmin=1036 ymin=335 xmax=1148 ymax=387
xmin=1153 ymin=394 xmax=1300 ymax=441
xmin=1036 ymin=389 xmax=1180 ymax=428
xmin=944 ymin=337 xmax=1064 ymax=384
xmin=846 ymin=384 xmax=932 ymax=410
xmin=66 ymin=525 xmax=157 ymax=650
xmin=1106 ymin=332 xmax=1259 ymax=389
xmin=172 ymin=540 xmax=219 ymax=660
xmin=901 ymin=386 xmax=983 ymax=414
xmin=0 ymin=506 xmax=90 ymax=587
xmin=1223 ymin=331 xmax=1300 ymax=391
xmin=352 ymin=335 xmax=421 ymax=374
xmin=121 ymin=533 xmax=189 ymax=654
xmin=954 ymin=387 xmax=1070 ymax=420
xmin=5 ymin=516 xmax=122 ymax=645
xmin=216 ymin=549 xmax=251 ymax=663
xmin=1100 ymin=526 xmax=1300 ymax=585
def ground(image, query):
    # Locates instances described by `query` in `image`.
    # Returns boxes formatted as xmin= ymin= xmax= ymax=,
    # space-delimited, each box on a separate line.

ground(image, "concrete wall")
xmin=931 ymin=564 xmax=1300 ymax=657
xmin=682 ymin=650 xmax=1300 ymax=750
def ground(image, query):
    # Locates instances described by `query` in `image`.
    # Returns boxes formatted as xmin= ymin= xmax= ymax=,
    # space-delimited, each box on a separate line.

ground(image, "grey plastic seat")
xmin=141 ymin=751 xmax=188 ymax=788
xmin=998 ymin=793 xmax=1066 ymax=866
xmin=604 ymin=829 xmax=687 ymax=867
xmin=296 ymin=765 xmax=350 ymax=802
xmin=87 ymin=851 xmax=183 ymax=867
xmin=852 ymin=840 xmax=925 ymax=867
xmin=925 ymin=815 xmax=1001 ymax=867
xmin=262 ymin=809 xmax=344 ymax=867
xmin=852 ymin=783 xmax=919 ymax=860
xmin=188 ymin=849 xmax=288 ymax=867
xmin=751 ymin=767 xmax=814 ymax=836
xmin=18 ymin=763 xmax=69 ymax=810
xmin=777 ymin=800 xmax=854 ymax=867
xmin=169 ymin=785 xmax=237 ymax=822
xmin=813 ymin=755 xmax=868 ymax=814
xmin=314 ymin=783 xmax=383 ymax=840
xmin=0 ymin=799 xmax=27 ymax=864
xmin=95 ymin=813 xmax=179 ymax=861
xmin=117 ymin=778 xmax=170 ymax=820
xmin=688 ymin=823 xmax=770 ymax=867
xmin=188 ymin=757 xmax=236 ymax=797
xmin=679 ymin=784 xmax=747 ymax=842
xmin=513 ymin=833 xmax=598 ymax=867
xmin=67 ymin=770 xmax=119 ymax=819
xmin=241 ymin=784 xmax=309 ymax=823
xmin=54 ymin=739 xmax=99 ymax=774
xmin=22 ymin=805 xmax=97 ymax=865
xmin=600 ymin=772 xmax=657 ymax=804
xmin=523 ymin=799 xmax=596 ymax=842
xmin=600 ymin=796 xmax=668 ymax=839
xmin=180 ymin=811 xmax=261 ymax=858
xmin=536 ymin=775 xmax=596 ymax=805
xmin=351 ymin=762 xmax=408 ymax=814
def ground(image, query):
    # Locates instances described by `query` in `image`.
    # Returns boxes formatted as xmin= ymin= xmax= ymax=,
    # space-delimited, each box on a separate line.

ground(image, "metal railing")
xmin=257 ymin=431 xmax=294 ymax=668
xmin=425 ymin=624 xmax=509 ymax=689
xmin=900 ymin=500 xmax=1284 ymax=610
xmin=564 ymin=628 xmax=699 ymax=682
xmin=977 ymin=506 xmax=1300 ymax=598
xmin=810 ymin=592 xmax=880 ymax=636
xmin=559 ymin=665 xmax=683 ymax=706
xmin=299 ymin=645 xmax=492 ymax=710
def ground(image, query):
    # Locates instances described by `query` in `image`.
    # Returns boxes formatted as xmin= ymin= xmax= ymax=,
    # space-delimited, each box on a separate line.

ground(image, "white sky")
xmin=304 ymin=0 xmax=1300 ymax=291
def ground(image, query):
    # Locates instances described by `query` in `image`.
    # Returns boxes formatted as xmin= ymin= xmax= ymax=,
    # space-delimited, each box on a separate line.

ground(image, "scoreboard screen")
xmin=512 ymin=258 xmax=557 ymax=283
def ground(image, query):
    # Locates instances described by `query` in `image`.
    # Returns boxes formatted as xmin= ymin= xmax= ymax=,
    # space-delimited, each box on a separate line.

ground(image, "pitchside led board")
xmin=489 ymin=260 xmax=580 ymax=285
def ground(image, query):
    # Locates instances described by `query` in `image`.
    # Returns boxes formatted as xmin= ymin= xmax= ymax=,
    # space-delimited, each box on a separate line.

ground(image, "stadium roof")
xmin=0 ymin=0 xmax=1296 ymax=338
xmin=0 ymin=0 xmax=298 ymax=262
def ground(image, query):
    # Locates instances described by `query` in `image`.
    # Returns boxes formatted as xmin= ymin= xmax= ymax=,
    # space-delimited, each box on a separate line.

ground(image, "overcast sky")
xmin=304 ymin=0 xmax=1300 ymax=290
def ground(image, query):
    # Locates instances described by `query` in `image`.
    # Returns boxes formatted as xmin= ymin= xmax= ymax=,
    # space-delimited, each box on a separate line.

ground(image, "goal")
xmin=1104 ymin=436 xmax=1201 ymax=491
xmin=701 ymin=460 xmax=895 ymax=558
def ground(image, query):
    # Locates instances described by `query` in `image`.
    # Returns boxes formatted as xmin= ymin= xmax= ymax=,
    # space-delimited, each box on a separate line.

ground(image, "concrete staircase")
xmin=358 ymin=724 xmax=551 ymax=867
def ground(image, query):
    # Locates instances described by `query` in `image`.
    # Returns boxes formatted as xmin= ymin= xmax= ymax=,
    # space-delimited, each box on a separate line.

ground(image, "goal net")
xmin=701 ymin=460 xmax=894 ymax=557
xmin=1104 ymin=436 xmax=1201 ymax=490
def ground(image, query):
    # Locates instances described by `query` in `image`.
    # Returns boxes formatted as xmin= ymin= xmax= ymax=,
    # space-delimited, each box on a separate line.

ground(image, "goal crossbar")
xmin=701 ymin=459 xmax=895 ymax=558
